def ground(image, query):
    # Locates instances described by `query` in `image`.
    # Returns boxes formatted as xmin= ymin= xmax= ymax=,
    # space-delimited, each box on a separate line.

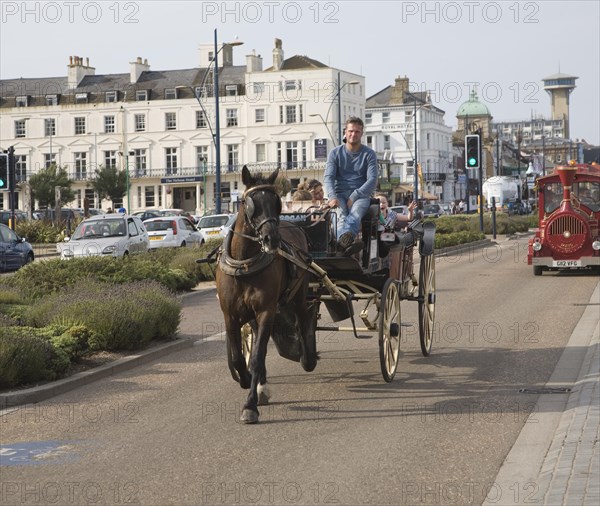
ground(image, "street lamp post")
xmin=125 ymin=150 xmax=133 ymax=212
xmin=309 ymin=113 xmax=336 ymax=147
xmin=323 ymin=72 xmax=359 ymax=146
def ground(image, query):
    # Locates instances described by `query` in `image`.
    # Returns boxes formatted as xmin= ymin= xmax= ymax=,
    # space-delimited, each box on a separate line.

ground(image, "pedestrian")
xmin=458 ymin=199 xmax=465 ymax=213
xmin=324 ymin=116 xmax=378 ymax=256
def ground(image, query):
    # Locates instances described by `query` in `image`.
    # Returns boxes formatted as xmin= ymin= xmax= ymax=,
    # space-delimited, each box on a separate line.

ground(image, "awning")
xmin=393 ymin=184 xmax=413 ymax=193
xmin=393 ymin=184 xmax=438 ymax=200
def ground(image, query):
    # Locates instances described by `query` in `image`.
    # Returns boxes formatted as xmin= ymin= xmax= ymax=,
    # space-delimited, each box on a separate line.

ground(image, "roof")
xmin=456 ymin=89 xmax=490 ymax=117
xmin=366 ymin=87 xmax=436 ymax=110
xmin=264 ymin=55 xmax=328 ymax=71
xmin=542 ymin=72 xmax=579 ymax=81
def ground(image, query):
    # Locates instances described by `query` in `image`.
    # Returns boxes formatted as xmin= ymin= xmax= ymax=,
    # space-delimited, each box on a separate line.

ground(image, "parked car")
xmin=422 ymin=204 xmax=442 ymax=218
xmin=144 ymin=216 xmax=203 ymax=249
xmin=389 ymin=205 xmax=409 ymax=216
xmin=0 ymin=210 xmax=29 ymax=226
xmin=197 ymin=213 xmax=235 ymax=244
xmin=57 ymin=214 xmax=149 ymax=259
xmin=34 ymin=208 xmax=84 ymax=222
xmin=132 ymin=209 xmax=163 ymax=222
xmin=439 ymin=203 xmax=452 ymax=215
xmin=221 ymin=213 xmax=238 ymax=237
xmin=160 ymin=208 xmax=196 ymax=223
xmin=0 ymin=223 xmax=34 ymax=271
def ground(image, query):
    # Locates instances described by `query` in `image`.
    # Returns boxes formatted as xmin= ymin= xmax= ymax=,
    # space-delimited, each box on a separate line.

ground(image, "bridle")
xmin=237 ymin=184 xmax=282 ymax=243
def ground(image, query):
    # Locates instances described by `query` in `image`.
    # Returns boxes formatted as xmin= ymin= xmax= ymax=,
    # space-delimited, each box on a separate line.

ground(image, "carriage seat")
xmin=362 ymin=198 xmax=381 ymax=224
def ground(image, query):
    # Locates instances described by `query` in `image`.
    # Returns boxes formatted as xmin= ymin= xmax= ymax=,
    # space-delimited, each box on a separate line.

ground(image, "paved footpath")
xmin=485 ymin=281 xmax=599 ymax=506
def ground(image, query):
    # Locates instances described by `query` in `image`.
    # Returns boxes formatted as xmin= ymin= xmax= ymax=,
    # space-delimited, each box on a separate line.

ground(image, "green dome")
xmin=457 ymin=90 xmax=490 ymax=117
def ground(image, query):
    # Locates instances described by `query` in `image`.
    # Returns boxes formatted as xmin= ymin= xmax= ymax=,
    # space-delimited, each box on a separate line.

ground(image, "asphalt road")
xmin=1 ymin=236 xmax=598 ymax=506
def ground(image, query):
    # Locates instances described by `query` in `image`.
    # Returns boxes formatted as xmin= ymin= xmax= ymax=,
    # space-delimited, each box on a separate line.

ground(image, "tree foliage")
xmin=28 ymin=165 xmax=75 ymax=207
xmin=90 ymin=165 xmax=128 ymax=204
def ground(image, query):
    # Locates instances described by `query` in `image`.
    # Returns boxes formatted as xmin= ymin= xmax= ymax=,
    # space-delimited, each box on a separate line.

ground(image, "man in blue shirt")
xmin=324 ymin=117 xmax=378 ymax=256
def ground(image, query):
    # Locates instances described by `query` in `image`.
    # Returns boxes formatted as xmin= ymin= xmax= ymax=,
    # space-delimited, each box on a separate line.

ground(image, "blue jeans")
xmin=334 ymin=195 xmax=371 ymax=239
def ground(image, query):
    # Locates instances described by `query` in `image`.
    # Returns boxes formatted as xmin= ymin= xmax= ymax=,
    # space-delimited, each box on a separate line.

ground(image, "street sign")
xmin=315 ymin=139 xmax=328 ymax=159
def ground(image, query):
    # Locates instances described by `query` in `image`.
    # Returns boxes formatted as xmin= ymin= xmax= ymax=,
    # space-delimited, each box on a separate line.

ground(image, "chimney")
xmin=246 ymin=50 xmax=263 ymax=72
xmin=130 ymin=56 xmax=150 ymax=84
xmin=67 ymin=55 xmax=95 ymax=88
xmin=390 ymin=76 xmax=410 ymax=105
xmin=272 ymin=38 xmax=284 ymax=71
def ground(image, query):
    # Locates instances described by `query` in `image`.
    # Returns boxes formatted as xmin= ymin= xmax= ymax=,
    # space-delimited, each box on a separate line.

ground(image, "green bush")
xmin=0 ymin=329 xmax=70 ymax=388
xmin=16 ymin=220 xmax=66 ymax=244
xmin=22 ymin=280 xmax=181 ymax=350
xmin=435 ymin=231 xmax=486 ymax=249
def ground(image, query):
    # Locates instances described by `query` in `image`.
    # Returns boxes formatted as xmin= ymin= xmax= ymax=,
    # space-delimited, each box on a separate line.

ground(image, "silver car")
xmin=144 ymin=216 xmax=203 ymax=249
xmin=57 ymin=214 xmax=149 ymax=259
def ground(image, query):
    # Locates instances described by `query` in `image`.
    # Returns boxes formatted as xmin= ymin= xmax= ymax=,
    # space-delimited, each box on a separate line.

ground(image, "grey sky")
xmin=2 ymin=0 xmax=599 ymax=143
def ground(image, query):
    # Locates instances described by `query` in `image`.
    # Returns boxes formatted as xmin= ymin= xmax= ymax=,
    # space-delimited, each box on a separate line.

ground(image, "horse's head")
xmin=241 ymin=166 xmax=282 ymax=252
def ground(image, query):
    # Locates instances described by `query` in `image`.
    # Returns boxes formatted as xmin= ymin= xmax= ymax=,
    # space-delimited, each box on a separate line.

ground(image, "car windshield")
xmin=145 ymin=220 xmax=176 ymax=232
xmin=71 ymin=218 xmax=126 ymax=239
xmin=198 ymin=216 xmax=229 ymax=228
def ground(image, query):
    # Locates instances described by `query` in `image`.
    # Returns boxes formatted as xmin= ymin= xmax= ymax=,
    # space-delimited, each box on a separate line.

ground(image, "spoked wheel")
xmin=378 ymin=278 xmax=401 ymax=382
xmin=227 ymin=322 xmax=254 ymax=383
xmin=418 ymin=253 xmax=436 ymax=356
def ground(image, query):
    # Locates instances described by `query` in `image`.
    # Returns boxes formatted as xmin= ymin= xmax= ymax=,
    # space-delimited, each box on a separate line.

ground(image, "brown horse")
xmin=216 ymin=166 xmax=318 ymax=424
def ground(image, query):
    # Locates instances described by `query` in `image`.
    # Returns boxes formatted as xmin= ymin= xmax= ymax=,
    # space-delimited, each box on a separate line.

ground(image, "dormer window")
xmin=136 ymin=90 xmax=148 ymax=101
xmin=105 ymin=91 xmax=118 ymax=102
xmin=45 ymin=94 xmax=59 ymax=106
xmin=164 ymin=88 xmax=177 ymax=100
xmin=225 ymin=85 xmax=238 ymax=97
xmin=194 ymin=86 xmax=207 ymax=99
xmin=16 ymin=95 xmax=29 ymax=107
xmin=75 ymin=93 xmax=88 ymax=104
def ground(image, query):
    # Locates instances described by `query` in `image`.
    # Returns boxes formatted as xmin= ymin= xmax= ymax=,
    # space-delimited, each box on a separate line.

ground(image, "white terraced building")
xmin=0 ymin=38 xmax=365 ymax=215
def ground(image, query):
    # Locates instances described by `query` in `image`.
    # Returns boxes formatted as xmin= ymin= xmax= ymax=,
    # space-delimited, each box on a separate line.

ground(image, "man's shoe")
xmin=343 ymin=240 xmax=364 ymax=257
xmin=337 ymin=231 xmax=354 ymax=251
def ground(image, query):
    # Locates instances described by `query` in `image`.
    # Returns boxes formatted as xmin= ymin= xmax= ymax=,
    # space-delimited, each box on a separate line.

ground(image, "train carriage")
xmin=528 ymin=162 xmax=600 ymax=275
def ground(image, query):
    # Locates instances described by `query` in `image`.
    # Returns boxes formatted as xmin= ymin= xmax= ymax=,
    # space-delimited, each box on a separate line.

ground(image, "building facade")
xmin=0 ymin=39 xmax=365 ymax=214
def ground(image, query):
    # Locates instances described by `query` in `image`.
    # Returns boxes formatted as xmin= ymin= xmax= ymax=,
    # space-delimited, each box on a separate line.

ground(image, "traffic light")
xmin=465 ymin=134 xmax=481 ymax=169
xmin=0 ymin=153 xmax=9 ymax=190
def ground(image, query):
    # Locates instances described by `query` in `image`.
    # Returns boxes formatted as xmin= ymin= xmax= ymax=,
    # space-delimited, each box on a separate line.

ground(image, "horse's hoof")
xmin=239 ymin=372 xmax=251 ymax=389
xmin=241 ymin=409 xmax=259 ymax=424
xmin=301 ymin=354 xmax=318 ymax=372
xmin=257 ymin=384 xmax=271 ymax=405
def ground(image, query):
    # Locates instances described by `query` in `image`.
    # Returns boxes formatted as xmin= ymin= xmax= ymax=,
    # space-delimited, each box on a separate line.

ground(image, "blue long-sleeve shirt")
xmin=324 ymin=144 xmax=378 ymax=203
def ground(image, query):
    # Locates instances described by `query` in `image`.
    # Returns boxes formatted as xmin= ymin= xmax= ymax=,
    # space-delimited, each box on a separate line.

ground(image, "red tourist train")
xmin=528 ymin=162 xmax=600 ymax=275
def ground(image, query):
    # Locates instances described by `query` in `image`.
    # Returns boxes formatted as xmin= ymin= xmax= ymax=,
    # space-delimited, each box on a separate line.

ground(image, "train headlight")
xmin=593 ymin=240 xmax=600 ymax=251
xmin=532 ymin=240 xmax=542 ymax=252
xmin=563 ymin=230 xmax=571 ymax=239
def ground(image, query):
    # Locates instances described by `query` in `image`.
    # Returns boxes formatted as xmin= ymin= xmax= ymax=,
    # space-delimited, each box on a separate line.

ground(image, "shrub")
xmin=22 ymin=280 xmax=181 ymax=350
xmin=16 ymin=220 xmax=65 ymax=244
xmin=0 ymin=329 xmax=70 ymax=388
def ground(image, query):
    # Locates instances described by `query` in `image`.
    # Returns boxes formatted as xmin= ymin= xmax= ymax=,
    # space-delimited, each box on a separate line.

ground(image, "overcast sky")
xmin=2 ymin=0 xmax=599 ymax=143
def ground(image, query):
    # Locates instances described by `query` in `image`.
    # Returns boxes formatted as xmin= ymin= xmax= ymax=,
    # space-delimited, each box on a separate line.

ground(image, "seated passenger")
xmin=376 ymin=194 xmax=416 ymax=231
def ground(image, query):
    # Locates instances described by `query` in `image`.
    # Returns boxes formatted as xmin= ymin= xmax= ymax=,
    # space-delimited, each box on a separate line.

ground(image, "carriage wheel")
xmin=227 ymin=323 xmax=254 ymax=383
xmin=378 ymin=278 xmax=401 ymax=383
xmin=418 ymin=253 xmax=436 ymax=357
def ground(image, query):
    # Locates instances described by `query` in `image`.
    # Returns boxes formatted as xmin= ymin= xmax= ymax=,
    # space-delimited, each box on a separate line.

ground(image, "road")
xmin=1 ymin=237 xmax=598 ymax=505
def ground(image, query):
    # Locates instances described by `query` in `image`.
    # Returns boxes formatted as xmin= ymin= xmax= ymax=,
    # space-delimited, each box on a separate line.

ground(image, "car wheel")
xmin=181 ymin=241 xmax=187 ymax=247
xmin=26 ymin=252 xmax=34 ymax=264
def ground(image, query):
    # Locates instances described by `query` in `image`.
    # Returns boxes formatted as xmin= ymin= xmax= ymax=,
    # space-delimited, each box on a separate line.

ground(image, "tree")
xmin=28 ymin=164 xmax=75 ymax=208
xmin=90 ymin=165 xmax=128 ymax=205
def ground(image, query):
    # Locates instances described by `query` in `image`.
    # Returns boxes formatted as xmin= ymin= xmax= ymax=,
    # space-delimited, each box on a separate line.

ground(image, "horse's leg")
xmin=249 ymin=320 xmax=271 ymax=406
xmin=225 ymin=316 xmax=251 ymax=389
xmin=296 ymin=297 xmax=319 ymax=372
xmin=241 ymin=313 xmax=272 ymax=424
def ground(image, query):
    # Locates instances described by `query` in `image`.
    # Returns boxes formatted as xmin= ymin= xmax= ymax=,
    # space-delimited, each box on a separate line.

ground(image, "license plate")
xmin=207 ymin=230 xmax=220 ymax=235
xmin=149 ymin=236 xmax=162 ymax=241
xmin=553 ymin=260 xmax=581 ymax=267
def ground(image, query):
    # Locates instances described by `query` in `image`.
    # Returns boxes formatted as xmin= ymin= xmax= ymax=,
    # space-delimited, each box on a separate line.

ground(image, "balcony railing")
xmin=423 ymin=172 xmax=446 ymax=182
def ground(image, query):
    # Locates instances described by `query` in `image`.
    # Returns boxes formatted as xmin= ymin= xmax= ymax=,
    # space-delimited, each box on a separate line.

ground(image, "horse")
xmin=215 ymin=166 xmax=318 ymax=424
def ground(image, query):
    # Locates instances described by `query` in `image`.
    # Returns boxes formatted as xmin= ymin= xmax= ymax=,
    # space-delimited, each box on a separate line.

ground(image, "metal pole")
xmin=337 ymin=71 xmax=342 ymax=145
xmin=413 ymin=97 xmax=418 ymax=202
xmin=542 ymin=134 xmax=546 ymax=176
xmin=203 ymin=157 xmax=207 ymax=215
xmin=8 ymin=146 xmax=16 ymax=230
xmin=214 ymin=28 xmax=222 ymax=214
xmin=126 ymin=155 xmax=130 ymax=212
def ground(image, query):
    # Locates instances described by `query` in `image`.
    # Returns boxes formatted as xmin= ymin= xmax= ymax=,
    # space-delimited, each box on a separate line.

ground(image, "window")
xmin=280 ymin=105 xmax=302 ymax=124
xmin=225 ymin=85 xmax=238 ymax=97
xmin=74 ymin=152 xmax=87 ymax=179
xmin=44 ymin=153 xmax=56 ymax=168
xmin=405 ymin=110 xmax=413 ymax=122
xmin=133 ymin=149 xmax=147 ymax=176
xmin=226 ymin=144 xmax=239 ymax=172
xmin=16 ymin=96 xmax=29 ymax=107
xmin=277 ymin=141 xmax=306 ymax=169
xmin=165 ymin=112 xmax=176 ymax=130
xmin=105 ymin=91 xmax=118 ymax=102
xmin=136 ymin=90 xmax=148 ymax=101
xmin=134 ymin=114 xmax=146 ymax=132
xmin=426 ymin=133 xmax=431 ymax=149
xmin=196 ymin=146 xmax=209 ymax=168
xmin=194 ymin=86 xmax=208 ymax=99
xmin=256 ymin=144 xmax=266 ymax=163
xmin=75 ymin=93 xmax=88 ymax=104
xmin=195 ymin=110 xmax=207 ymax=129
xmin=365 ymin=113 xmax=372 ymax=124
xmin=166 ymin=147 xmax=178 ymax=174
xmin=164 ymin=88 xmax=177 ymax=100
xmin=15 ymin=120 xmax=26 ymax=138
xmin=255 ymin=108 xmax=265 ymax=123
xmin=253 ymin=82 xmax=265 ymax=94
xmin=384 ymin=135 xmax=390 ymax=150
xmin=366 ymin=135 xmax=373 ymax=148
xmin=15 ymin=155 xmax=26 ymax=183
xmin=104 ymin=150 xmax=117 ymax=169
xmin=282 ymin=80 xmax=301 ymax=91
xmin=226 ymin=109 xmax=238 ymax=127
xmin=382 ymin=112 xmax=390 ymax=124
xmin=46 ymin=94 xmax=59 ymax=106
xmin=104 ymin=116 xmax=115 ymax=133
xmin=44 ymin=118 xmax=56 ymax=137
xmin=74 ymin=117 xmax=86 ymax=135
xmin=145 ymin=186 xmax=156 ymax=207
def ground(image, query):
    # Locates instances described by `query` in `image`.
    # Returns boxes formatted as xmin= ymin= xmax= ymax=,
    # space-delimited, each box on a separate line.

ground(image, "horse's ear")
xmin=267 ymin=168 xmax=280 ymax=186
xmin=242 ymin=165 xmax=253 ymax=187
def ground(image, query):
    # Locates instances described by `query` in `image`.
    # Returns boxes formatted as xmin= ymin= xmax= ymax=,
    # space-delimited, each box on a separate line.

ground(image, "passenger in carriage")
xmin=324 ymin=116 xmax=378 ymax=256
xmin=376 ymin=194 xmax=416 ymax=231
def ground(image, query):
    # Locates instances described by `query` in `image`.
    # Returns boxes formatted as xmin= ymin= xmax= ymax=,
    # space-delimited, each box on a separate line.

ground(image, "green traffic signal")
xmin=468 ymin=157 xmax=477 ymax=167
xmin=464 ymin=135 xmax=481 ymax=169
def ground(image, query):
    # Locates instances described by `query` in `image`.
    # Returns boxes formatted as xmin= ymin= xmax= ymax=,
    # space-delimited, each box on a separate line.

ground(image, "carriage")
xmin=202 ymin=167 xmax=436 ymax=423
